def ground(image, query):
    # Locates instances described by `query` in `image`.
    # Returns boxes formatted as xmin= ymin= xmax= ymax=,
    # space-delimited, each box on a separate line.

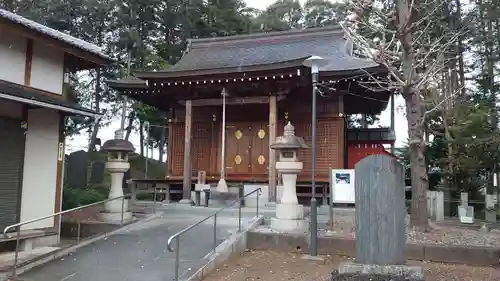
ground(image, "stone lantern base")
xmin=100 ymin=211 xmax=133 ymax=224
xmin=100 ymin=198 xmax=133 ymax=224
xmin=270 ymin=203 xmax=306 ymax=232
xmin=98 ymin=161 xmax=134 ymax=224
xmin=270 ymin=162 xmax=306 ymax=232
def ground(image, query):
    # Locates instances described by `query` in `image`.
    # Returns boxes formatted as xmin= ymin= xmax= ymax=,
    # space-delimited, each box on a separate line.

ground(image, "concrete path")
xmin=20 ymin=209 xmax=255 ymax=281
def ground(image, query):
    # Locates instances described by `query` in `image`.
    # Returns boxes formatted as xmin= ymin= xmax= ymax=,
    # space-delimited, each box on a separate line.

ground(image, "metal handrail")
xmin=4 ymin=194 xmax=129 ymax=236
xmin=5 ymin=188 xmax=160 ymax=278
xmin=167 ymin=188 xmax=262 ymax=281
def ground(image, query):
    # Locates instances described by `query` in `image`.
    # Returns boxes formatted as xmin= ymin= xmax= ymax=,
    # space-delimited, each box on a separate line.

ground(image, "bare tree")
xmin=341 ymin=0 xmax=462 ymax=230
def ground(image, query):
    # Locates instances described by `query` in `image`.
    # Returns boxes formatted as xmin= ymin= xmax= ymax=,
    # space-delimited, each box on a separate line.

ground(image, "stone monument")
xmin=270 ymin=122 xmax=308 ymax=232
xmin=332 ymin=154 xmax=424 ymax=281
xmin=99 ymin=130 xmax=135 ymax=224
xmin=193 ymin=171 xmax=210 ymax=206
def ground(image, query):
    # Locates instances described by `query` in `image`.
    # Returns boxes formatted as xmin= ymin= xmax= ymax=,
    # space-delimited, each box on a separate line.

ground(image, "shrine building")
xmin=108 ymin=26 xmax=395 ymax=204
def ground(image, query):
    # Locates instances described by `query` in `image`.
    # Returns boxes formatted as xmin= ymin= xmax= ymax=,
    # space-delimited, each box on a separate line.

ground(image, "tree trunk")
xmin=396 ymin=0 xmax=429 ymax=230
xmin=139 ymin=121 xmax=144 ymax=157
xmin=124 ymin=111 xmax=135 ymax=141
xmin=441 ymin=70 xmax=455 ymax=191
xmin=87 ymin=68 xmax=102 ymax=152
xmin=404 ymin=88 xmax=429 ymax=231
xmin=454 ymin=0 xmax=466 ymax=97
xmin=486 ymin=13 xmax=497 ymax=214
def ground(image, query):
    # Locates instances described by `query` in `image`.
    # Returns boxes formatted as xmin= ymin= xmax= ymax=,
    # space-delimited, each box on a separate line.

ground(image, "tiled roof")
xmin=135 ymin=26 xmax=378 ymax=78
xmin=0 ymin=8 xmax=111 ymax=61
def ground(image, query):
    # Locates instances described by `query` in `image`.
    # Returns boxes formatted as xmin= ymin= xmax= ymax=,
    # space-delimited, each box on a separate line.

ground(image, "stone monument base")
xmin=100 ymin=211 xmax=133 ymax=224
xmin=332 ymin=263 xmax=424 ymax=281
xmin=209 ymin=186 xmax=241 ymax=207
xmin=191 ymin=191 xmax=207 ymax=205
xmin=270 ymin=203 xmax=306 ymax=232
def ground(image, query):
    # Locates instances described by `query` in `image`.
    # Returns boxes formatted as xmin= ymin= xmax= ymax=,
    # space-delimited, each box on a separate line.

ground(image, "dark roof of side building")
xmin=0 ymin=80 xmax=100 ymax=118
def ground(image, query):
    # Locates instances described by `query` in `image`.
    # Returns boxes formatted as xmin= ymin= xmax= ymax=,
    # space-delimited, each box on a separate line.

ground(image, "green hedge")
xmin=62 ymin=186 xmax=108 ymax=210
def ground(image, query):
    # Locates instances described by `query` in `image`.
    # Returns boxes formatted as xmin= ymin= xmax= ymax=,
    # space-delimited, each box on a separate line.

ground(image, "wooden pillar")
xmin=166 ymin=107 xmax=174 ymax=177
xmin=181 ymin=100 xmax=192 ymax=203
xmin=339 ymin=94 xmax=347 ymax=169
xmin=269 ymin=95 xmax=277 ymax=202
xmin=54 ymin=113 xmax=65 ymax=228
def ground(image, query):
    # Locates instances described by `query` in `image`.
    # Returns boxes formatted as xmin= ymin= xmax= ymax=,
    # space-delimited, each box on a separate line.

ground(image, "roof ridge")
xmin=189 ymin=25 xmax=343 ymax=48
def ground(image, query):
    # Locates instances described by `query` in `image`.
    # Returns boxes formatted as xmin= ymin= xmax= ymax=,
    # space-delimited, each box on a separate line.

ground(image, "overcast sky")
xmin=66 ymin=0 xmax=408 ymax=155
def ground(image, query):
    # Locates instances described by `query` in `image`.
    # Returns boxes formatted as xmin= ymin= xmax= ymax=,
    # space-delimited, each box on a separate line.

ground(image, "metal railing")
xmin=166 ymin=188 xmax=262 ymax=281
xmin=3 ymin=190 xmax=159 ymax=278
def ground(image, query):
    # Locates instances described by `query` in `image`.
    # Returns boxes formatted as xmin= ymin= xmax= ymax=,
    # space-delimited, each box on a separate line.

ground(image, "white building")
xmin=0 ymin=9 xmax=111 ymax=233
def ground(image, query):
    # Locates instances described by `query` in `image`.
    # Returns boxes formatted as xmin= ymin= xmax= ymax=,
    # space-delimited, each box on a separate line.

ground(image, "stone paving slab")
xmin=20 ymin=212 xmax=254 ymax=281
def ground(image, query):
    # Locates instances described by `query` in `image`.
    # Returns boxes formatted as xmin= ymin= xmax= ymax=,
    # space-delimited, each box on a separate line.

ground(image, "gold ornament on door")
xmin=234 ymin=155 xmax=242 ymax=165
xmin=258 ymin=155 xmax=265 ymax=165
xmin=257 ymin=129 xmax=266 ymax=139
xmin=235 ymin=130 xmax=242 ymax=139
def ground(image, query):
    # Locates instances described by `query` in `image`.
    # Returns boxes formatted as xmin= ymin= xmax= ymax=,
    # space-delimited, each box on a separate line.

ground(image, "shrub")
xmin=62 ymin=186 xmax=107 ymax=210
xmin=136 ymin=192 xmax=154 ymax=201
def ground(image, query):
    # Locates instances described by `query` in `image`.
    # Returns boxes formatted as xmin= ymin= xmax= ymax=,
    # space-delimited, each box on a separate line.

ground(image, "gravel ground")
xmin=202 ymin=250 xmax=500 ymax=281
xmin=319 ymin=214 xmax=500 ymax=248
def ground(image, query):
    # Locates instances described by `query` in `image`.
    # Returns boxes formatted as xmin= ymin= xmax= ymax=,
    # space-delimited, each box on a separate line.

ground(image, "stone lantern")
xmin=270 ymin=122 xmax=308 ymax=232
xmin=100 ymin=130 xmax=135 ymax=223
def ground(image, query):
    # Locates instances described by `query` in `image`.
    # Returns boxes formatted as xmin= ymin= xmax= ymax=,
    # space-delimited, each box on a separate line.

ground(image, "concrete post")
xmin=435 ymin=191 xmax=444 ymax=222
xmin=460 ymin=192 xmax=468 ymax=206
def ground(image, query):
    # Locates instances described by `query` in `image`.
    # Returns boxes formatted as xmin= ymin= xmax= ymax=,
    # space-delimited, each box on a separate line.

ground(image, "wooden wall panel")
xmin=167 ymin=95 xmax=345 ymax=183
xmin=295 ymin=118 xmax=343 ymax=179
xmin=169 ymin=121 xmax=218 ymax=177
xmin=170 ymin=123 xmax=185 ymax=176
xmin=175 ymin=106 xmax=220 ymax=122
xmin=226 ymin=104 xmax=269 ymax=122
xmin=294 ymin=122 xmax=311 ymax=174
xmin=287 ymin=97 xmax=340 ymax=122
xmin=191 ymin=122 xmax=213 ymax=175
